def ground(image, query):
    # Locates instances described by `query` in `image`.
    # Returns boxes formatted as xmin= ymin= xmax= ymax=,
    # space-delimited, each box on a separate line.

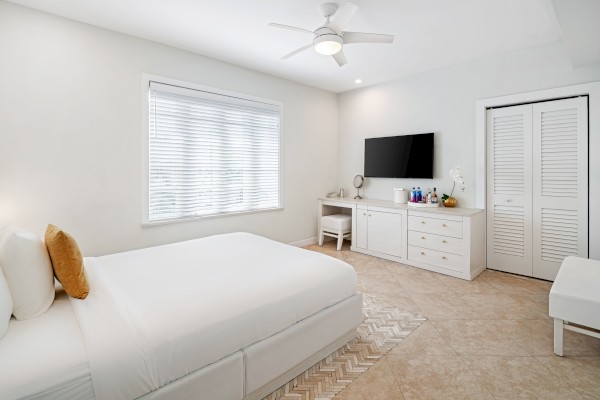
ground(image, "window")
xmin=144 ymin=79 xmax=282 ymax=224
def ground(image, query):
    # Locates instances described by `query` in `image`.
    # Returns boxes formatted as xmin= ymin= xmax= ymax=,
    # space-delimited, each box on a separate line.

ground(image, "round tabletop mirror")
xmin=353 ymin=175 xmax=364 ymax=199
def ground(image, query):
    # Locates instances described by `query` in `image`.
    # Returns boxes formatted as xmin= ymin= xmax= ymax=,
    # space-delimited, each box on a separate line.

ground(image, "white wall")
xmin=338 ymin=41 xmax=600 ymax=259
xmin=0 ymin=2 xmax=338 ymax=256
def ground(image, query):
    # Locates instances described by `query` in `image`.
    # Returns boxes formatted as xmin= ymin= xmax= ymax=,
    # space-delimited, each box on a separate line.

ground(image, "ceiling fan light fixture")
xmin=313 ymin=34 xmax=342 ymax=55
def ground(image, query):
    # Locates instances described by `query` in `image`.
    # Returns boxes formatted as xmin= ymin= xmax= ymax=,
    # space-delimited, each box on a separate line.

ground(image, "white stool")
xmin=319 ymin=214 xmax=352 ymax=251
xmin=549 ymin=256 xmax=600 ymax=356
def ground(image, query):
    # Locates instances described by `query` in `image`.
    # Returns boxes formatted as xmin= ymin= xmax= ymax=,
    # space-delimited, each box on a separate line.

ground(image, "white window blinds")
xmin=147 ymin=81 xmax=281 ymax=223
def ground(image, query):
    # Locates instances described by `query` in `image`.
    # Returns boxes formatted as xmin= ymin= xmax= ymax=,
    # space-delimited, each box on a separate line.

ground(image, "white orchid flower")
xmin=447 ymin=166 xmax=465 ymax=195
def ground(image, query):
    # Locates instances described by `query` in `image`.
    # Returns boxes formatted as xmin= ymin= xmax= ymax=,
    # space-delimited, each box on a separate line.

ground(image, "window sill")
xmin=142 ymin=206 xmax=284 ymax=227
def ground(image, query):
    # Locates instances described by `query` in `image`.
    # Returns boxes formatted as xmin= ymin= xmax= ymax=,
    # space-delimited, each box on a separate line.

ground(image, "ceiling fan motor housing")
xmin=320 ymin=3 xmax=339 ymax=18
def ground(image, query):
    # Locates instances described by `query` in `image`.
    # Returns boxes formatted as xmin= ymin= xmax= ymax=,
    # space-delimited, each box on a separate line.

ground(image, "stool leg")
xmin=318 ymin=230 xmax=324 ymax=246
xmin=554 ymin=318 xmax=564 ymax=356
xmin=336 ymin=230 xmax=343 ymax=251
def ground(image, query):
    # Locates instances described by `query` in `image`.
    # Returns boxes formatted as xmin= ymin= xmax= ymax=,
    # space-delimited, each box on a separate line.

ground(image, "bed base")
xmin=137 ymin=293 xmax=363 ymax=400
xmin=244 ymin=328 xmax=357 ymax=400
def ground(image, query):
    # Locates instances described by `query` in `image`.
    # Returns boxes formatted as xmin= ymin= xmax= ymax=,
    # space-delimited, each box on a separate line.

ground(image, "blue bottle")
xmin=410 ymin=187 xmax=416 ymax=202
xmin=417 ymin=187 xmax=422 ymax=203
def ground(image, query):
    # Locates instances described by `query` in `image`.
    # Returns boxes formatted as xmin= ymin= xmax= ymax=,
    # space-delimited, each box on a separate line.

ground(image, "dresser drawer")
xmin=408 ymin=246 xmax=463 ymax=272
xmin=408 ymin=216 xmax=463 ymax=238
xmin=408 ymin=231 xmax=463 ymax=255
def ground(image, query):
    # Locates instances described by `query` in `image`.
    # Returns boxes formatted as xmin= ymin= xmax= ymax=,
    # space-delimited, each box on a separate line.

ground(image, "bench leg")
xmin=336 ymin=230 xmax=343 ymax=251
xmin=318 ymin=230 xmax=324 ymax=246
xmin=554 ymin=318 xmax=564 ymax=356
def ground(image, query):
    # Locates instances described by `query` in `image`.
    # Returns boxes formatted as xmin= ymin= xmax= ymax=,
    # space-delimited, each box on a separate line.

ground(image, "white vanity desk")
xmin=318 ymin=197 xmax=485 ymax=281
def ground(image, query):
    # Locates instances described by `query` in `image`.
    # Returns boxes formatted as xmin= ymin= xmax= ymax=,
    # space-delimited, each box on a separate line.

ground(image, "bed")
xmin=0 ymin=232 xmax=362 ymax=400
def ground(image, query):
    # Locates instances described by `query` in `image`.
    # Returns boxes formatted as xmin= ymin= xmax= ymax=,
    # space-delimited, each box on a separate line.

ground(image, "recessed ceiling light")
xmin=354 ymin=79 xmax=363 ymax=84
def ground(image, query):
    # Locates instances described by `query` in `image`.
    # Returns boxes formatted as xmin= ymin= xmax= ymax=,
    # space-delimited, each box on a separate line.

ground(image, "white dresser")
xmin=318 ymin=198 xmax=485 ymax=280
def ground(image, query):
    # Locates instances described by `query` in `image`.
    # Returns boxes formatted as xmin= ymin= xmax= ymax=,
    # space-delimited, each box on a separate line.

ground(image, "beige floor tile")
xmin=529 ymin=293 xmax=551 ymax=318
xmin=368 ymin=292 xmax=423 ymax=315
xmin=513 ymin=320 xmax=600 ymax=356
xmin=389 ymin=321 xmax=456 ymax=356
xmin=351 ymin=258 xmax=395 ymax=277
xmin=408 ymin=291 xmax=481 ymax=319
xmin=430 ymin=319 xmax=530 ymax=356
xmin=483 ymin=269 xmax=552 ymax=296
xmin=387 ymin=354 xmax=494 ymax=399
xmin=460 ymin=292 xmax=549 ymax=320
xmin=394 ymin=271 xmax=451 ymax=294
xmin=535 ymin=356 xmax=600 ymax=399
xmin=358 ymin=274 xmax=405 ymax=294
xmin=334 ymin=356 xmax=405 ymax=400
xmin=462 ymin=355 xmax=583 ymax=399
xmin=338 ymin=249 xmax=377 ymax=264
xmin=357 ymin=280 xmax=369 ymax=294
xmin=383 ymin=260 xmax=422 ymax=277
xmin=433 ymin=272 xmax=503 ymax=296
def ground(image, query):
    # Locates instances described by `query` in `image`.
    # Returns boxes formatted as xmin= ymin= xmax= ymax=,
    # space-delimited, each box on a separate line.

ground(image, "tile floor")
xmin=305 ymin=241 xmax=600 ymax=400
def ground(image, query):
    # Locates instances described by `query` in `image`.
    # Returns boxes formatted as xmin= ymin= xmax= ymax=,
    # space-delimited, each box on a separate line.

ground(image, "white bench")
xmin=549 ymin=256 xmax=600 ymax=356
xmin=319 ymin=214 xmax=352 ymax=251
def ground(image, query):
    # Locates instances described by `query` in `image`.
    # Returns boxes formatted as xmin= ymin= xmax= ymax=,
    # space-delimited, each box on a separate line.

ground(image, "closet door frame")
xmin=475 ymin=81 xmax=600 ymax=265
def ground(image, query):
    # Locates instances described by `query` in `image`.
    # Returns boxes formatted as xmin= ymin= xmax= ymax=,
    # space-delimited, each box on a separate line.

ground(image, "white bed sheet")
xmin=0 ymin=287 xmax=93 ymax=400
xmin=72 ymin=232 xmax=357 ymax=400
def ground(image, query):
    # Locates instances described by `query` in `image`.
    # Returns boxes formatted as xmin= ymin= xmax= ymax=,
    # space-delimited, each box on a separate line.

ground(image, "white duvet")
xmin=71 ymin=232 xmax=357 ymax=400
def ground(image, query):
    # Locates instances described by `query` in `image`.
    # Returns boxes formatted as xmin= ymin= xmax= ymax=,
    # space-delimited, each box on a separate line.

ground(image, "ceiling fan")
xmin=269 ymin=2 xmax=395 ymax=67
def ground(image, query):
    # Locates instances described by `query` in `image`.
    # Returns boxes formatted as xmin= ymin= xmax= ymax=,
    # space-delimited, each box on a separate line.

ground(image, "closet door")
xmin=532 ymin=97 xmax=588 ymax=280
xmin=486 ymin=105 xmax=533 ymax=276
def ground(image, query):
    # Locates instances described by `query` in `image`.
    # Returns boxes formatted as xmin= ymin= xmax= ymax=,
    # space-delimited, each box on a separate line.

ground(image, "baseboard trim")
xmin=288 ymin=237 xmax=318 ymax=247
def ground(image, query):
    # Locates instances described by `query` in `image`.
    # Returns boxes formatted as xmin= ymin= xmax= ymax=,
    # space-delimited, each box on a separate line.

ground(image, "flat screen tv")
xmin=364 ymin=133 xmax=434 ymax=178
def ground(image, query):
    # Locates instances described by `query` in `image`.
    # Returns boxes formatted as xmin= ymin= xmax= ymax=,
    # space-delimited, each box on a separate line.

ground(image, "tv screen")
xmin=364 ymin=133 xmax=434 ymax=178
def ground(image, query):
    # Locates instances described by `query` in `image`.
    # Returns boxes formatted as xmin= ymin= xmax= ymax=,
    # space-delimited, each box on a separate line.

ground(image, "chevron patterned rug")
xmin=264 ymin=294 xmax=427 ymax=400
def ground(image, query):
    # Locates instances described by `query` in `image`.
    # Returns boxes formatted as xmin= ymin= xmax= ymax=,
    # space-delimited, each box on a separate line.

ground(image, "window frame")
xmin=141 ymin=74 xmax=284 ymax=226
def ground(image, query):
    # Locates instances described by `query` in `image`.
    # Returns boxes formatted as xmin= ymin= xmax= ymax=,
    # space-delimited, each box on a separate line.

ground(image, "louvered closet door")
xmin=532 ymin=97 xmax=588 ymax=280
xmin=486 ymin=105 xmax=533 ymax=276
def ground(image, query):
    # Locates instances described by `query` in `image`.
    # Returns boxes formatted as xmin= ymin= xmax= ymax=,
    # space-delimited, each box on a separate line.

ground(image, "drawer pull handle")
xmin=421 ymin=236 xmax=426 ymax=240
xmin=363 ymin=213 xmax=366 ymax=216
xmin=442 ymin=224 xmax=447 ymax=227
xmin=421 ymin=221 xmax=426 ymax=224
xmin=420 ymin=252 xmax=425 ymax=255
xmin=368 ymin=214 xmax=372 ymax=217
xmin=442 ymin=240 xmax=447 ymax=243
xmin=506 ymin=199 xmax=512 ymax=203
xmin=442 ymin=256 xmax=447 ymax=260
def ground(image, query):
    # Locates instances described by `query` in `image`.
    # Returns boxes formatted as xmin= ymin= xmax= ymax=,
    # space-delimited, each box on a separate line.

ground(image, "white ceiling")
xmin=551 ymin=0 xmax=600 ymax=68
xmin=7 ymin=0 xmax=566 ymax=93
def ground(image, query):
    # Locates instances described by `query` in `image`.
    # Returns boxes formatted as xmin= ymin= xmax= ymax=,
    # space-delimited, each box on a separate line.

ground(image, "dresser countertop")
xmin=319 ymin=197 xmax=484 ymax=217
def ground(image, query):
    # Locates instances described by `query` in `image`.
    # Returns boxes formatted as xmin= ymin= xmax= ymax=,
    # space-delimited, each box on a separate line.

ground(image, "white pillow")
xmin=0 ymin=268 xmax=12 ymax=338
xmin=0 ymin=226 xmax=55 ymax=320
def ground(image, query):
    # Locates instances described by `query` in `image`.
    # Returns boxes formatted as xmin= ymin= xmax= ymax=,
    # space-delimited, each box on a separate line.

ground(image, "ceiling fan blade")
xmin=329 ymin=2 xmax=358 ymax=33
xmin=332 ymin=50 xmax=347 ymax=67
xmin=282 ymin=44 xmax=313 ymax=60
xmin=343 ymin=31 xmax=395 ymax=44
xmin=268 ymin=23 xmax=313 ymax=35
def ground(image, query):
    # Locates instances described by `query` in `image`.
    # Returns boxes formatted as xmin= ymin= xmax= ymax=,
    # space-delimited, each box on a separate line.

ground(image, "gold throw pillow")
xmin=45 ymin=224 xmax=89 ymax=299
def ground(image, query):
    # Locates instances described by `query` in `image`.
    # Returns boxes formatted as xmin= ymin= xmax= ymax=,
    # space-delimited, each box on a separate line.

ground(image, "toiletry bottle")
xmin=416 ymin=187 xmax=422 ymax=203
xmin=410 ymin=187 xmax=416 ymax=202
xmin=427 ymin=189 xmax=432 ymax=204
xmin=431 ymin=187 xmax=438 ymax=204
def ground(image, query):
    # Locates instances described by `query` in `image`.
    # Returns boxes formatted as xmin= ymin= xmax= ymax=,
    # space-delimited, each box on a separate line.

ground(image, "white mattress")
xmin=0 ymin=287 xmax=93 ymax=400
xmin=72 ymin=232 xmax=358 ymax=400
